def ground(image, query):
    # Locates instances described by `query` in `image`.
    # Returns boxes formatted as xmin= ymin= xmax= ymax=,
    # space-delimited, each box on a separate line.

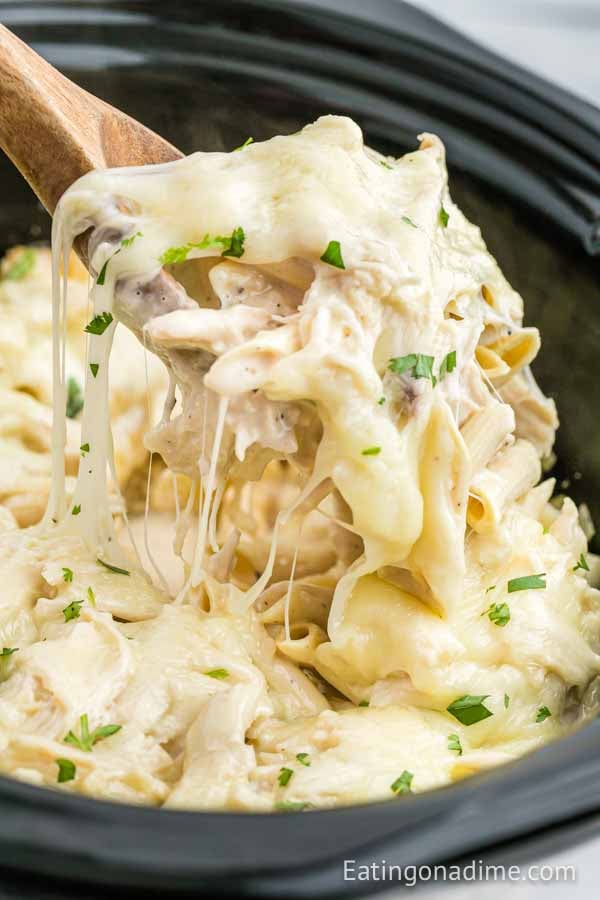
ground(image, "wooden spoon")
xmin=0 ymin=24 xmax=182 ymax=257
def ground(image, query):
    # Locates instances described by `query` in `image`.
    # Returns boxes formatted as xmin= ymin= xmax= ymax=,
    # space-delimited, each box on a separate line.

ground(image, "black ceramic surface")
xmin=0 ymin=1 xmax=598 ymax=897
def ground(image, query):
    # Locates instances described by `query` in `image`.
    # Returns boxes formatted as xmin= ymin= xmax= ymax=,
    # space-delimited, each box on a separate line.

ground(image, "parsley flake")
xmin=439 ymin=206 xmax=449 ymax=228
xmin=275 ymin=801 xmax=307 ymax=812
xmin=447 ymin=695 xmax=493 ymax=726
xmin=320 ymin=240 xmax=345 ymax=269
xmin=234 ymin=136 xmax=254 ymax=151
xmin=62 ymin=567 xmax=74 ymax=583
xmin=361 ymin=446 xmax=381 ymax=456
xmin=380 ymin=160 xmax=393 ymax=170
xmin=84 ymin=312 xmax=113 ymax=335
xmin=504 ymin=693 xmax=510 ymax=709
xmin=358 ymin=700 xmax=370 ymax=708
xmin=89 ymin=363 xmax=99 ymax=378
xmin=97 ymin=558 xmax=130 ymax=576
xmin=80 ymin=443 xmax=89 ymax=456
xmin=391 ymin=770 xmax=413 ymax=795
xmin=487 ymin=602 xmax=510 ymax=627
xmin=296 ymin=753 xmax=311 ymax=767
xmin=160 ymin=228 xmax=246 ymax=265
xmin=278 ymin=767 xmax=294 ymax=787
xmin=56 ymin=758 xmax=76 ymax=783
xmin=507 ymin=574 xmax=546 ymax=593
xmin=120 ymin=231 xmax=143 ymax=248
xmin=573 ymin=553 xmax=590 ymax=573
xmin=3 ymin=248 xmax=35 ymax=281
xmin=536 ymin=706 xmax=551 ymax=723
xmin=377 ymin=396 xmax=386 ymax=405
xmin=64 ymin=714 xmax=121 ymax=752
xmin=401 ymin=216 xmax=417 ymax=228
xmin=205 ymin=668 xmax=229 ymax=680
xmin=438 ymin=350 xmax=457 ymax=380
xmin=62 ymin=600 xmax=83 ymax=622
xmin=66 ymin=377 xmax=84 ymax=419
xmin=388 ymin=353 xmax=436 ymax=385
xmin=447 ymin=734 xmax=462 ymax=755
xmin=71 ymin=505 xmax=81 ymax=516
xmin=0 ymin=647 xmax=18 ymax=659
xmin=86 ymin=587 xmax=96 ymax=608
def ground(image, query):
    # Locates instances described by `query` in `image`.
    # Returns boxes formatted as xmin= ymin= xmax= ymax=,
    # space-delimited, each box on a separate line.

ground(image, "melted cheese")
xmin=0 ymin=116 xmax=596 ymax=810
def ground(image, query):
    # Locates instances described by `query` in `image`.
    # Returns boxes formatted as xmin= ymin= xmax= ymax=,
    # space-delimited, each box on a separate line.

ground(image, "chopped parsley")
xmin=64 ymin=714 xmax=121 ymax=752
xmin=80 ymin=443 xmax=89 ymax=456
xmin=447 ymin=695 xmax=493 ymax=726
xmin=438 ymin=350 xmax=457 ymax=380
xmin=62 ymin=600 xmax=83 ymax=622
xmin=487 ymin=602 xmax=510 ymax=627
xmin=205 ymin=668 xmax=229 ymax=680
xmin=62 ymin=567 xmax=74 ymax=583
xmin=234 ymin=136 xmax=254 ymax=151
xmin=0 ymin=647 xmax=18 ymax=659
xmin=121 ymin=231 xmax=143 ymax=248
xmin=507 ymin=574 xmax=546 ymax=593
xmin=388 ymin=353 xmax=435 ymax=385
xmin=86 ymin=587 xmax=96 ymax=608
xmin=447 ymin=734 xmax=462 ymax=755
xmin=439 ymin=205 xmax=449 ymax=228
xmin=536 ymin=706 xmax=551 ymax=723
xmin=71 ymin=504 xmax=81 ymax=516
xmin=97 ymin=558 xmax=130 ymax=576
xmin=3 ymin=248 xmax=35 ymax=281
xmin=391 ymin=770 xmax=413 ymax=795
xmin=296 ymin=753 xmax=311 ymax=767
xmin=380 ymin=160 xmax=393 ymax=170
xmin=96 ymin=260 xmax=109 ymax=286
xmin=504 ymin=693 xmax=510 ymax=709
xmin=56 ymin=758 xmax=76 ymax=783
xmin=160 ymin=227 xmax=246 ymax=265
xmin=89 ymin=363 xmax=99 ymax=378
xmin=401 ymin=216 xmax=417 ymax=228
xmin=358 ymin=700 xmax=370 ymax=707
xmin=84 ymin=311 xmax=113 ymax=335
xmin=377 ymin=396 xmax=386 ymax=405
xmin=278 ymin=767 xmax=294 ymax=787
xmin=320 ymin=240 xmax=345 ymax=269
xmin=275 ymin=801 xmax=307 ymax=812
xmin=66 ymin=377 xmax=84 ymax=418
xmin=573 ymin=553 xmax=590 ymax=573
xmin=485 ymin=585 xmax=496 ymax=594
xmin=361 ymin=446 xmax=381 ymax=456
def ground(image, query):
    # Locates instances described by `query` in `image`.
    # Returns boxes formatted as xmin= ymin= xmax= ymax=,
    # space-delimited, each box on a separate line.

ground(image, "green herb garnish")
xmin=388 ymin=353 xmax=436 ymax=385
xmin=89 ymin=363 xmax=99 ymax=378
xmin=358 ymin=700 xmax=370 ymax=707
xmin=377 ymin=396 xmax=386 ymax=405
xmin=507 ymin=574 xmax=546 ymax=593
xmin=84 ymin=312 xmax=113 ymax=335
xmin=439 ymin=206 xmax=449 ymax=228
xmin=320 ymin=240 xmax=345 ymax=269
xmin=438 ymin=350 xmax=457 ymax=380
xmin=487 ymin=602 xmax=510 ymax=627
xmin=504 ymin=693 xmax=510 ymax=709
xmin=56 ymin=758 xmax=76 ymax=783
xmin=536 ymin=706 xmax=551 ymax=723
xmin=62 ymin=567 xmax=74 ymax=583
xmin=447 ymin=695 xmax=493 ymax=726
xmin=3 ymin=248 xmax=35 ymax=281
xmin=401 ymin=216 xmax=417 ymax=228
xmin=62 ymin=600 xmax=83 ymax=622
xmin=275 ymin=801 xmax=307 ymax=812
xmin=573 ymin=553 xmax=590 ymax=573
xmin=380 ymin=160 xmax=393 ymax=170
xmin=447 ymin=734 xmax=462 ymax=755
xmin=121 ymin=231 xmax=143 ymax=248
xmin=86 ymin=587 xmax=96 ymax=608
xmin=66 ymin=377 xmax=84 ymax=419
xmin=0 ymin=647 xmax=18 ymax=659
xmin=234 ymin=136 xmax=254 ymax=151
xmin=391 ymin=770 xmax=413 ymax=795
xmin=97 ymin=558 xmax=130 ymax=576
xmin=71 ymin=505 xmax=81 ymax=516
xmin=64 ymin=714 xmax=121 ymax=752
xmin=278 ymin=767 xmax=294 ymax=787
xmin=296 ymin=753 xmax=311 ymax=767
xmin=80 ymin=443 xmax=89 ymax=456
xmin=160 ymin=228 xmax=245 ymax=265
xmin=205 ymin=668 xmax=229 ymax=680
xmin=361 ymin=446 xmax=381 ymax=456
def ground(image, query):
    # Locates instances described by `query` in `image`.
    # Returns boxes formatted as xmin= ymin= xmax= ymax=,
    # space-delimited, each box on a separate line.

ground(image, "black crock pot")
xmin=0 ymin=1 xmax=598 ymax=897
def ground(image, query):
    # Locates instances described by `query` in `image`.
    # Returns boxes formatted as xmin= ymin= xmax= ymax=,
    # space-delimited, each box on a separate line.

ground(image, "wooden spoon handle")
xmin=0 ymin=24 xmax=182 ymax=215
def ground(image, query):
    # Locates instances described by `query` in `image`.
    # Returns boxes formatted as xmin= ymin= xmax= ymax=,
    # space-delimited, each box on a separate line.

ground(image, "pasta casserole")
xmin=0 ymin=116 xmax=597 ymax=810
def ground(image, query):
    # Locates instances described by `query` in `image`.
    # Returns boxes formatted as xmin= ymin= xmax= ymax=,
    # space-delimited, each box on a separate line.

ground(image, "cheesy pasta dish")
xmin=0 ymin=116 xmax=598 ymax=810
